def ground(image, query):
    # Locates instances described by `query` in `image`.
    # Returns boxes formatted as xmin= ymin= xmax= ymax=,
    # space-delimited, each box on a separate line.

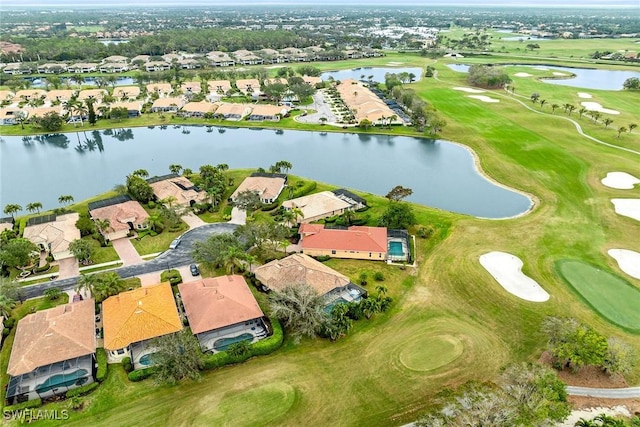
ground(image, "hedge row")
xmin=65 ymin=382 xmax=99 ymax=398
xmin=33 ymin=262 xmax=50 ymax=273
xmin=202 ymin=318 xmax=283 ymax=370
xmin=3 ymin=398 xmax=42 ymax=412
xmin=160 ymin=269 xmax=182 ymax=285
xmin=96 ymin=348 xmax=108 ymax=382
xmin=128 ymin=367 xmax=156 ymax=382
xmin=292 ymin=181 xmax=316 ymax=199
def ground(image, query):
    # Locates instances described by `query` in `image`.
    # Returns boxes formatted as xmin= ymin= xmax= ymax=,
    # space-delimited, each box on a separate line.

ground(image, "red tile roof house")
xmin=254 ymin=253 xmax=366 ymax=306
xmin=89 ymin=196 xmax=150 ymax=242
xmin=300 ymin=224 xmax=388 ymax=261
xmin=178 ymin=276 xmax=269 ymax=353
xmin=6 ymin=299 xmax=96 ymax=405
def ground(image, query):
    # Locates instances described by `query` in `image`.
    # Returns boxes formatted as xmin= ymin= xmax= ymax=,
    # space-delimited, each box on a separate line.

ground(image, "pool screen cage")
xmin=387 ymin=229 xmax=412 ymax=263
xmin=6 ymin=354 xmax=95 ymax=405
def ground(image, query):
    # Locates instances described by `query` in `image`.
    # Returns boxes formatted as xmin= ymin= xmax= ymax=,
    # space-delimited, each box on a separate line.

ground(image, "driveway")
xmin=21 ymin=223 xmax=239 ymax=299
xmin=181 ymin=212 xmax=207 ymax=229
xmin=57 ymin=257 xmax=79 ymax=279
xmin=295 ymin=91 xmax=337 ymax=125
xmin=111 ymin=238 xmax=143 ymax=266
xmin=229 ymin=207 xmax=246 ymax=225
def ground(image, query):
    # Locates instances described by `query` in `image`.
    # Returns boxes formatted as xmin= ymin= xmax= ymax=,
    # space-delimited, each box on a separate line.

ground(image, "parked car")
xmin=169 ymin=237 xmax=181 ymax=249
xmin=190 ymin=264 xmax=200 ymax=276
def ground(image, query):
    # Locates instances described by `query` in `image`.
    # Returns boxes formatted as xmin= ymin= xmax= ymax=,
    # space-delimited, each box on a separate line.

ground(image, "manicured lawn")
xmin=556 ymin=260 xmax=640 ymax=333
xmin=86 ymin=237 xmax=120 ymax=264
xmin=130 ymin=229 xmax=184 ymax=255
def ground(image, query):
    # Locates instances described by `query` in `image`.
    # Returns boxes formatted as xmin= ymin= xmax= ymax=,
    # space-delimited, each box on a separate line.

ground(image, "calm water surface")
xmin=0 ymin=126 xmax=532 ymax=218
xmin=321 ymin=67 xmax=423 ymax=83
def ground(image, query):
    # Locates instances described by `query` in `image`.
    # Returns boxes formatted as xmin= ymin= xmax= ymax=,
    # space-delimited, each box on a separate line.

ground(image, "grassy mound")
xmin=556 ymin=259 xmax=640 ymax=332
xmin=399 ymin=334 xmax=464 ymax=372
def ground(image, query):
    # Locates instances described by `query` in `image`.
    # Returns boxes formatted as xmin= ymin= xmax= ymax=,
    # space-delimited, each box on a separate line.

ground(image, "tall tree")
xmin=269 ymin=284 xmax=329 ymax=343
xmin=58 ymin=195 xmax=74 ymax=207
xmin=233 ymin=190 xmax=263 ymax=215
xmin=168 ymin=164 xmax=183 ymax=175
xmin=3 ymin=204 xmax=22 ymax=219
xmin=25 ymin=202 xmax=42 ymax=215
xmin=151 ymin=330 xmax=203 ymax=385
xmin=385 ymin=185 xmax=413 ymax=202
xmin=69 ymin=239 xmax=95 ymax=265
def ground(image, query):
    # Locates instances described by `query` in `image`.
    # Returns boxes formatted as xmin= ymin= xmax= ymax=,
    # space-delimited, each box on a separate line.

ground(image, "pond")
xmin=445 ymin=63 xmax=640 ymax=91
xmin=0 ymin=127 xmax=532 ymax=219
xmin=321 ymin=67 xmax=423 ymax=83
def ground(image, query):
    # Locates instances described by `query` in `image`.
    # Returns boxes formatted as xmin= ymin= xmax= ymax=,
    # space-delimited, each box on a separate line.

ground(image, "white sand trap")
xmin=559 ymin=406 xmax=631 ymax=427
xmin=601 ymin=172 xmax=640 ymax=189
xmin=608 ymin=249 xmax=640 ymax=280
xmin=453 ymin=87 xmax=486 ymax=93
xmin=479 ymin=252 xmax=550 ymax=302
xmin=553 ymin=72 xmax=568 ymax=76
xmin=577 ymin=92 xmax=592 ymax=99
xmin=611 ymin=199 xmax=640 ymax=222
xmin=386 ymin=62 xmax=404 ymax=65
xmin=467 ymin=95 xmax=500 ymax=103
xmin=514 ymin=72 xmax=533 ymax=77
xmin=581 ymin=101 xmax=620 ymax=115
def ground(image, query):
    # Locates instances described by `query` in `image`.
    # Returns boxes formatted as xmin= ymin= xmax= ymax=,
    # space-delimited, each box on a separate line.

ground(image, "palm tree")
xmin=551 ymin=103 xmax=559 ymax=113
xmin=26 ymin=202 xmax=42 ymax=215
xmin=169 ymin=164 xmax=182 ymax=175
xmin=574 ymin=419 xmax=597 ymax=427
xmin=341 ymin=209 xmax=355 ymax=226
xmin=578 ymin=107 xmax=587 ymax=119
xmin=567 ymin=104 xmax=576 ymax=115
xmin=539 ymin=99 xmax=547 ymax=108
xmin=274 ymin=160 xmax=292 ymax=175
xmin=530 ymin=93 xmax=540 ymax=103
xmin=132 ymin=169 xmax=149 ymax=178
xmin=145 ymin=213 xmax=163 ymax=232
xmin=215 ymin=163 xmax=229 ymax=172
xmin=590 ymin=111 xmax=601 ymax=123
xmin=617 ymin=126 xmax=627 ymax=138
xmin=360 ymin=297 xmax=380 ymax=319
xmin=221 ymin=246 xmax=247 ymax=275
xmin=44 ymin=287 xmax=63 ymax=300
xmin=3 ymin=204 xmax=22 ymax=219
xmin=58 ymin=195 xmax=74 ymax=207
xmin=160 ymin=196 xmax=177 ymax=208
xmin=603 ymin=118 xmax=613 ymax=129
xmin=628 ymin=123 xmax=637 ymax=133
xmin=94 ymin=218 xmax=111 ymax=236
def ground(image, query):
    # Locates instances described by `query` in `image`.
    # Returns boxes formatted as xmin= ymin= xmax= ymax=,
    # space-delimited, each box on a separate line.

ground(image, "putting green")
xmin=201 ymin=382 xmax=296 ymax=426
xmin=399 ymin=334 xmax=464 ymax=372
xmin=557 ymin=260 xmax=640 ymax=332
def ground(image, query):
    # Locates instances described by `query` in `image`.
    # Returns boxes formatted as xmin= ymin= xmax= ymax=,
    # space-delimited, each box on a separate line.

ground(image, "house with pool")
xmin=89 ymin=195 xmax=149 ymax=242
xmin=5 ymin=299 xmax=96 ymax=405
xmin=230 ymin=173 xmax=287 ymax=204
xmin=282 ymin=191 xmax=352 ymax=224
xmin=253 ymin=253 xmax=367 ymax=308
xmin=299 ymin=224 xmax=388 ymax=261
xmin=178 ymin=275 xmax=269 ymax=353
xmin=102 ymin=283 xmax=182 ymax=370
xmin=147 ymin=173 xmax=208 ymax=208
xmin=23 ymin=213 xmax=81 ymax=261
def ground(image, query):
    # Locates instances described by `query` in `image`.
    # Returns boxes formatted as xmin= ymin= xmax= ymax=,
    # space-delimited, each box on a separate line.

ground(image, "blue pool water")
xmin=139 ymin=353 xmax=156 ymax=366
xmin=213 ymin=333 xmax=254 ymax=351
xmin=35 ymin=369 xmax=89 ymax=393
xmin=326 ymin=297 xmax=350 ymax=313
xmin=389 ymin=241 xmax=405 ymax=256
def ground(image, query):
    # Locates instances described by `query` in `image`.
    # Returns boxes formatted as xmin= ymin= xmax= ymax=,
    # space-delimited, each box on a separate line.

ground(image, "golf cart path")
xmin=566 ymin=385 xmax=640 ymax=398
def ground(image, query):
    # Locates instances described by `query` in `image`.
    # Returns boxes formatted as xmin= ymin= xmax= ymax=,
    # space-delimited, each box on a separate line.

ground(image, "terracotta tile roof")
xmin=102 ymin=282 xmax=181 ymax=351
xmin=335 ymin=79 xmax=398 ymax=123
xmin=151 ymin=97 xmax=186 ymax=109
xmin=215 ymin=103 xmax=252 ymax=117
xmin=235 ymin=79 xmax=260 ymax=92
xmin=113 ymin=86 xmax=141 ymax=99
xmin=231 ymin=176 xmax=285 ymax=202
xmin=24 ymin=106 xmax=64 ymax=118
xmin=182 ymin=101 xmax=218 ymax=114
xmin=302 ymin=76 xmax=322 ymax=86
xmin=44 ymin=89 xmax=75 ymax=101
xmin=90 ymin=200 xmax=149 ymax=233
xmin=110 ymin=101 xmax=143 ymax=112
xmin=282 ymin=191 xmax=351 ymax=221
xmin=254 ymin=253 xmax=350 ymax=296
xmin=14 ymin=89 xmax=46 ymax=100
xmin=181 ymin=81 xmax=202 ymax=93
xmin=23 ymin=212 xmax=80 ymax=256
xmin=146 ymin=83 xmax=173 ymax=94
xmin=264 ymin=78 xmax=288 ymax=86
xmin=149 ymin=175 xmax=208 ymax=206
xmin=77 ymin=89 xmax=107 ymax=100
xmin=0 ymin=90 xmax=14 ymax=101
xmin=178 ymin=276 xmax=264 ymax=335
xmin=208 ymin=80 xmax=232 ymax=92
xmin=249 ymin=104 xmax=289 ymax=118
xmin=300 ymin=224 xmax=388 ymax=253
xmin=8 ymin=299 xmax=96 ymax=376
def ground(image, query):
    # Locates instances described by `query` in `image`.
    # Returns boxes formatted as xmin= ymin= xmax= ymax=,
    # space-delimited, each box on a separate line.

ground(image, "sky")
xmin=1 ymin=0 xmax=638 ymax=7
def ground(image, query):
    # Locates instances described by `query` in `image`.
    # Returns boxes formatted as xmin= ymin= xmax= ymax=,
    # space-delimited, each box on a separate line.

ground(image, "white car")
xmin=169 ymin=237 xmax=181 ymax=249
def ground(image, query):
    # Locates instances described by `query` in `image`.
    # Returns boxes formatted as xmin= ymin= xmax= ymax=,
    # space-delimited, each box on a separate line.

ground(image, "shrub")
xmin=128 ymin=367 xmax=156 ymax=382
xmin=65 ymin=381 xmax=99 ymax=398
xmin=122 ymin=356 xmax=133 ymax=373
xmin=160 ymin=269 xmax=182 ymax=285
xmin=96 ymin=348 xmax=108 ymax=382
xmin=292 ymin=181 xmax=316 ymax=198
xmin=261 ymin=202 xmax=280 ymax=212
xmin=416 ymin=225 xmax=434 ymax=239
xmin=4 ymin=317 xmax=15 ymax=329
xmin=3 ymin=398 xmax=42 ymax=412
xmin=34 ymin=262 xmax=51 ymax=273
xmin=148 ymin=201 xmax=156 ymax=209
xmin=373 ymin=272 xmax=385 ymax=281
xmin=314 ymin=255 xmax=331 ymax=262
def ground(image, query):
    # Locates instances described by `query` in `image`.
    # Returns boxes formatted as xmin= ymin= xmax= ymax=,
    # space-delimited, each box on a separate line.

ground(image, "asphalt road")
xmin=20 ymin=223 xmax=238 ymax=299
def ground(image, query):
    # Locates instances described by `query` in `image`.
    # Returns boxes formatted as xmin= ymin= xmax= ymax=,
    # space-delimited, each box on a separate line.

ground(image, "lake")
xmin=0 ymin=127 xmax=532 ymax=219
xmin=321 ymin=67 xmax=423 ymax=83
xmin=29 ymin=76 xmax=136 ymax=88
xmin=445 ymin=64 xmax=640 ymax=91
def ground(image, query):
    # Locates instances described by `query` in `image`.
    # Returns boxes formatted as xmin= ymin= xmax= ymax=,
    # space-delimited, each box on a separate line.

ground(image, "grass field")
xmin=2 ymin=46 xmax=640 ymax=425
xmin=556 ymin=260 xmax=640 ymax=332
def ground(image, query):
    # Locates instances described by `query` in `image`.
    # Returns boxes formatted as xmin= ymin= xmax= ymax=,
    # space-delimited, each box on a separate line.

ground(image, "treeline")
xmin=2 ymin=29 xmax=318 ymax=63
xmin=467 ymin=64 xmax=511 ymax=89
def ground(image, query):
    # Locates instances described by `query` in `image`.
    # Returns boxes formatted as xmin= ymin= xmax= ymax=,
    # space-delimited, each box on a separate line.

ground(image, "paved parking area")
xmin=112 ymin=238 xmax=143 ymax=266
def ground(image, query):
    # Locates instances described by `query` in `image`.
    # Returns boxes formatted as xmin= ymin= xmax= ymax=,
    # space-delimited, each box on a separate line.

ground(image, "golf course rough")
xmin=556 ymin=260 xmax=640 ymax=332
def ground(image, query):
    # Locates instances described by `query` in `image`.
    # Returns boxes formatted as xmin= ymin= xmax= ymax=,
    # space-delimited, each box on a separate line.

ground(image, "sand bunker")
xmin=581 ymin=102 xmax=620 ymax=115
xmin=453 ymin=87 xmax=485 ymax=93
xmin=514 ymin=72 xmax=533 ymax=77
xmin=601 ymin=172 xmax=640 ymax=189
xmin=611 ymin=199 xmax=640 ymax=222
xmin=608 ymin=249 xmax=640 ymax=280
xmin=479 ymin=251 xmax=550 ymax=302
xmin=577 ymin=92 xmax=593 ymax=99
xmin=467 ymin=95 xmax=500 ymax=103
xmin=553 ymin=72 xmax=568 ymax=76
xmin=386 ymin=62 xmax=404 ymax=66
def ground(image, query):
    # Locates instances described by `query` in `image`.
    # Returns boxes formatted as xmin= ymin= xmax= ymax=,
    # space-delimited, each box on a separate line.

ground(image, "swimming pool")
xmin=389 ymin=241 xmax=405 ymax=257
xmin=213 ymin=333 xmax=254 ymax=352
xmin=35 ymin=369 xmax=89 ymax=393
xmin=139 ymin=353 xmax=156 ymax=366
